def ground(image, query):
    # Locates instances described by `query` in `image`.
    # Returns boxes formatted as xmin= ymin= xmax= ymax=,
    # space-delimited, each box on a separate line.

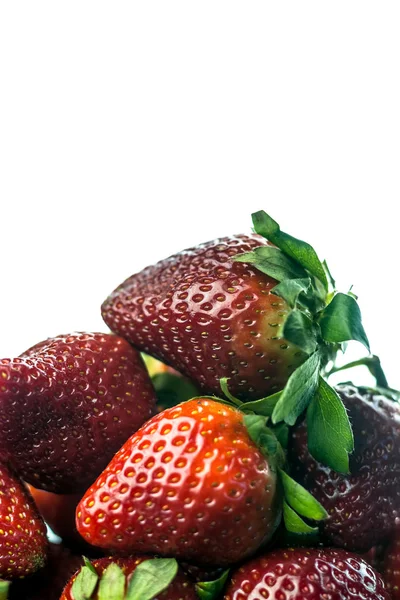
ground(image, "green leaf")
xmin=272 ymin=351 xmax=321 ymax=426
xmin=272 ymin=422 xmax=289 ymax=449
xmin=252 ymin=211 xmax=328 ymax=290
xmin=319 ymin=292 xmax=370 ymax=351
xmin=233 ymin=246 xmax=307 ymax=282
xmin=196 ymin=570 xmax=230 ymax=600
xmin=282 ymin=310 xmax=317 ymax=355
xmin=327 ymin=355 xmax=389 ymax=389
xmin=243 ymin=414 xmax=268 ymax=446
xmin=0 ymin=580 xmax=10 ymax=600
xmin=220 ymin=378 xmax=243 ymax=407
xmin=126 ymin=558 xmax=178 ymax=600
xmin=71 ymin=561 xmax=99 ymax=600
xmin=241 ymin=391 xmax=281 ymax=416
xmin=98 ymin=563 xmax=126 ymax=600
xmin=282 ymin=500 xmax=319 ymax=534
xmin=279 ymin=469 xmax=328 ymax=520
xmin=307 ymin=377 xmax=354 ymax=474
xmin=271 ymin=278 xmax=312 ymax=308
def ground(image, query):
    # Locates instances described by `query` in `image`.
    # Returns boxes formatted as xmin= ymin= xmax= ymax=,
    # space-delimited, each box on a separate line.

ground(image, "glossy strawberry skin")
xmin=0 ymin=462 xmax=48 ymax=579
xmin=60 ymin=556 xmax=197 ymax=600
xmin=289 ymin=384 xmax=400 ymax=551
xmin=9 ymin=543 xmax=84 ymax=600
xmin=101 ymin=234 xmax=305 ymax=401
xmin=224 ymin=547 xmax=390 ymax=600
xmin=383 ymin=532 xmax=400 ymax=599
xmin=0 ymin=333 xmax=156 ymax=493
xmin=76 ymin=398 xmax=280 ymax=567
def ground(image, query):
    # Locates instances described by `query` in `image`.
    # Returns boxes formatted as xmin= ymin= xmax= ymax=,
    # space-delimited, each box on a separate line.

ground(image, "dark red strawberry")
xmin=382 ymin=530 xmax=400 ymax=598
xmin=224 ymin=547 xmax=390 ymax=599
xmin=0 ymin=462 xmax=48 ymax=579
xmin=0 ymin=332 xmax=156 ymax=493
xmin=289 ymin=384 xmax=400 ymax=551
xmin=8 ymin=543 xmax=83 ymax=600
xmin=102 ymin=234 xmax=306 ymax=401
xmin=76 ymin=398 xmax=280 ymax=567
xmin=60 ymin=556 xmax=197 ymax=600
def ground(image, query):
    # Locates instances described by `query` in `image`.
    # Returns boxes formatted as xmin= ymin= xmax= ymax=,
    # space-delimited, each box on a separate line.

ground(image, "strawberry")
xmin=60 ymin=556 xmax=197 ymax=600
xmin=101 ymin=233 xmax=306 ymax=401
xmin=224 ymin=547 xmax=390 ymax=599
xmin=76 ymin=398 xmax=280 ymax=567
xmin=0 ymin=462 xmax=48 ymax=579
xmin=8 ymin=543 xmax=84 ymax=600
xmin=382 ymin=531 xmax=400 ymax=599
xmin=289 ymin=384 xmax=400 ymax=551
xmin=0 ymin=332 xmax=156 ymax=493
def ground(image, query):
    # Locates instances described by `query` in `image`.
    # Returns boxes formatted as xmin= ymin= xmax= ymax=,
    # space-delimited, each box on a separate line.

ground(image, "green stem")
xmin=327 ymin=355 xmax=388 ymax=389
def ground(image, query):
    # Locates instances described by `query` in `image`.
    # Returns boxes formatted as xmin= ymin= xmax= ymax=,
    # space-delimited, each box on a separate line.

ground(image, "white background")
xmin=1 ymin=3 xmax=399 ymax=389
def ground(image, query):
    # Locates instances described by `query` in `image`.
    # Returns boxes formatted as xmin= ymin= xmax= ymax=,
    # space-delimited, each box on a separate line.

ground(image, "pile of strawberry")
xmin=1 ymin=210 xmax=400 ymax=600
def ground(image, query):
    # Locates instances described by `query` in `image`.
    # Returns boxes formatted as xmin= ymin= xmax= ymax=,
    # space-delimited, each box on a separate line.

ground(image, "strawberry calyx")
xmin=0 ymin=581 xmax=9 ymax=600
xmin=195 ymin=570 xmax=230 ymax=600
xmin=230 ymin=210 xmax=373 ymax=475
xmin=71 ymin=557 xmax=178 ymax=600
xmin=218 ymin=378 xmax=328 ymax=538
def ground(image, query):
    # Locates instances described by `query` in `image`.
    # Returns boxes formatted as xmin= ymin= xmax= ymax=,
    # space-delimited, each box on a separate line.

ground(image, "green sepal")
xmin=271 ymin=278 xmax=312 ymax=308
xmin=153 ymin=372 xmax=200 ymax=410
xmin=126 ymin=558 xmax=178 ymax=600
xmin=279 ymin=469 xmax=328 ymax=521
xmin=252 ymin=210 xmax=328 ymax=290
xmin=219 ymin=378 xmax=243 ymax=407
xmin=327 ymin=355 xmax=389 ymax=389
xmin=195 ymin=570 xmax=230 ymax=600
xmin=319 ymin=292 xmax=370 ymax=351
xmin=233 ymin=246 xmax=307 ymax=282
xmin=71 ymin=558 xmax=99 ymax=600
xmin=282 ymin=500 xmax=319 ymax=535
xmin=98 ymin=563 xmax=126 ymax=600
xmin=272 ymin=422 xmax=289 ymax=449
xmin=241 ymin=391 xmax=281 ymax=417
xmin=243 ymin=414 xmax=269 ymax=447
xmin=243 ymin=414 xmax=285 ymax=468
xmin=307 ymin=377 xmax=354 ymax=474
xmin=0 ymin=580 xmax=10 ymax=600
xmin=272 ymin=351 xmax=321 ymax=426
xmin=282 ymin=309 xmax=317 ymax=355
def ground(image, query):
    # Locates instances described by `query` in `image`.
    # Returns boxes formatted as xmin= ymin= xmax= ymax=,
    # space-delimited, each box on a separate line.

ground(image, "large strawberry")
xmin=76 ymin=398 xmax=281 ymax=567
xmin=0 ymin=332 xmax=156 ymax=494
xmin=289 ymin=384 xmax=400 ymax=551
xmin=60 ymin=556 xmax=197 ymax=600
xmin=224 ymin=547 xmax=390 ymax=599
xmin=0 ymin=462 xmax=48 ymax=579
xmin=101 ymin=211 xmax=368 ymax=404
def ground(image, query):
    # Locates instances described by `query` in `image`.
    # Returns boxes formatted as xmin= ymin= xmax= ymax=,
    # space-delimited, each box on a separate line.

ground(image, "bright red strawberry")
xmin=76 ymin=398 xmax=280 ymax=566
xmin=0 ymin=462 xmax=48 ymax=579
xmin=224 ymin=547 xmax=390 ymax=599
xmin=101 ymin=234 xmax=306 ymax=401
xmin=0 ymin=332 xmax=156 ymax=493
xmin=382 ymin=531 xmax=400 ymax=598
xmin=60 ymin=556 xmax=197 ymax=600
xmin=289 ymin=384 xmax=400 ymax=551
xmin=8 ymin=543 xmax=84 ymax=600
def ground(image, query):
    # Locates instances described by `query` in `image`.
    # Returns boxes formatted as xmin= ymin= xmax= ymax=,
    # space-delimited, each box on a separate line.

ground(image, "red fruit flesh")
xmin=76 ymin=398 xmax=280 ymax=566
xmin=0 ymin=332 xmax=156 ymax=493
xmin=383 ymin=532 xmax=400 ymax=599
xmin=0 ymin=463 xmax=48 ymax=579
xmin=102 ymin=234 xmax=305 ymax=401
xmin=60 ymin=556 xmax=197 ymax=600
xmin=289 ymin=384 xmax=400 ymax=551
xmin=224 ymin=547 xmax=390 ymax=600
